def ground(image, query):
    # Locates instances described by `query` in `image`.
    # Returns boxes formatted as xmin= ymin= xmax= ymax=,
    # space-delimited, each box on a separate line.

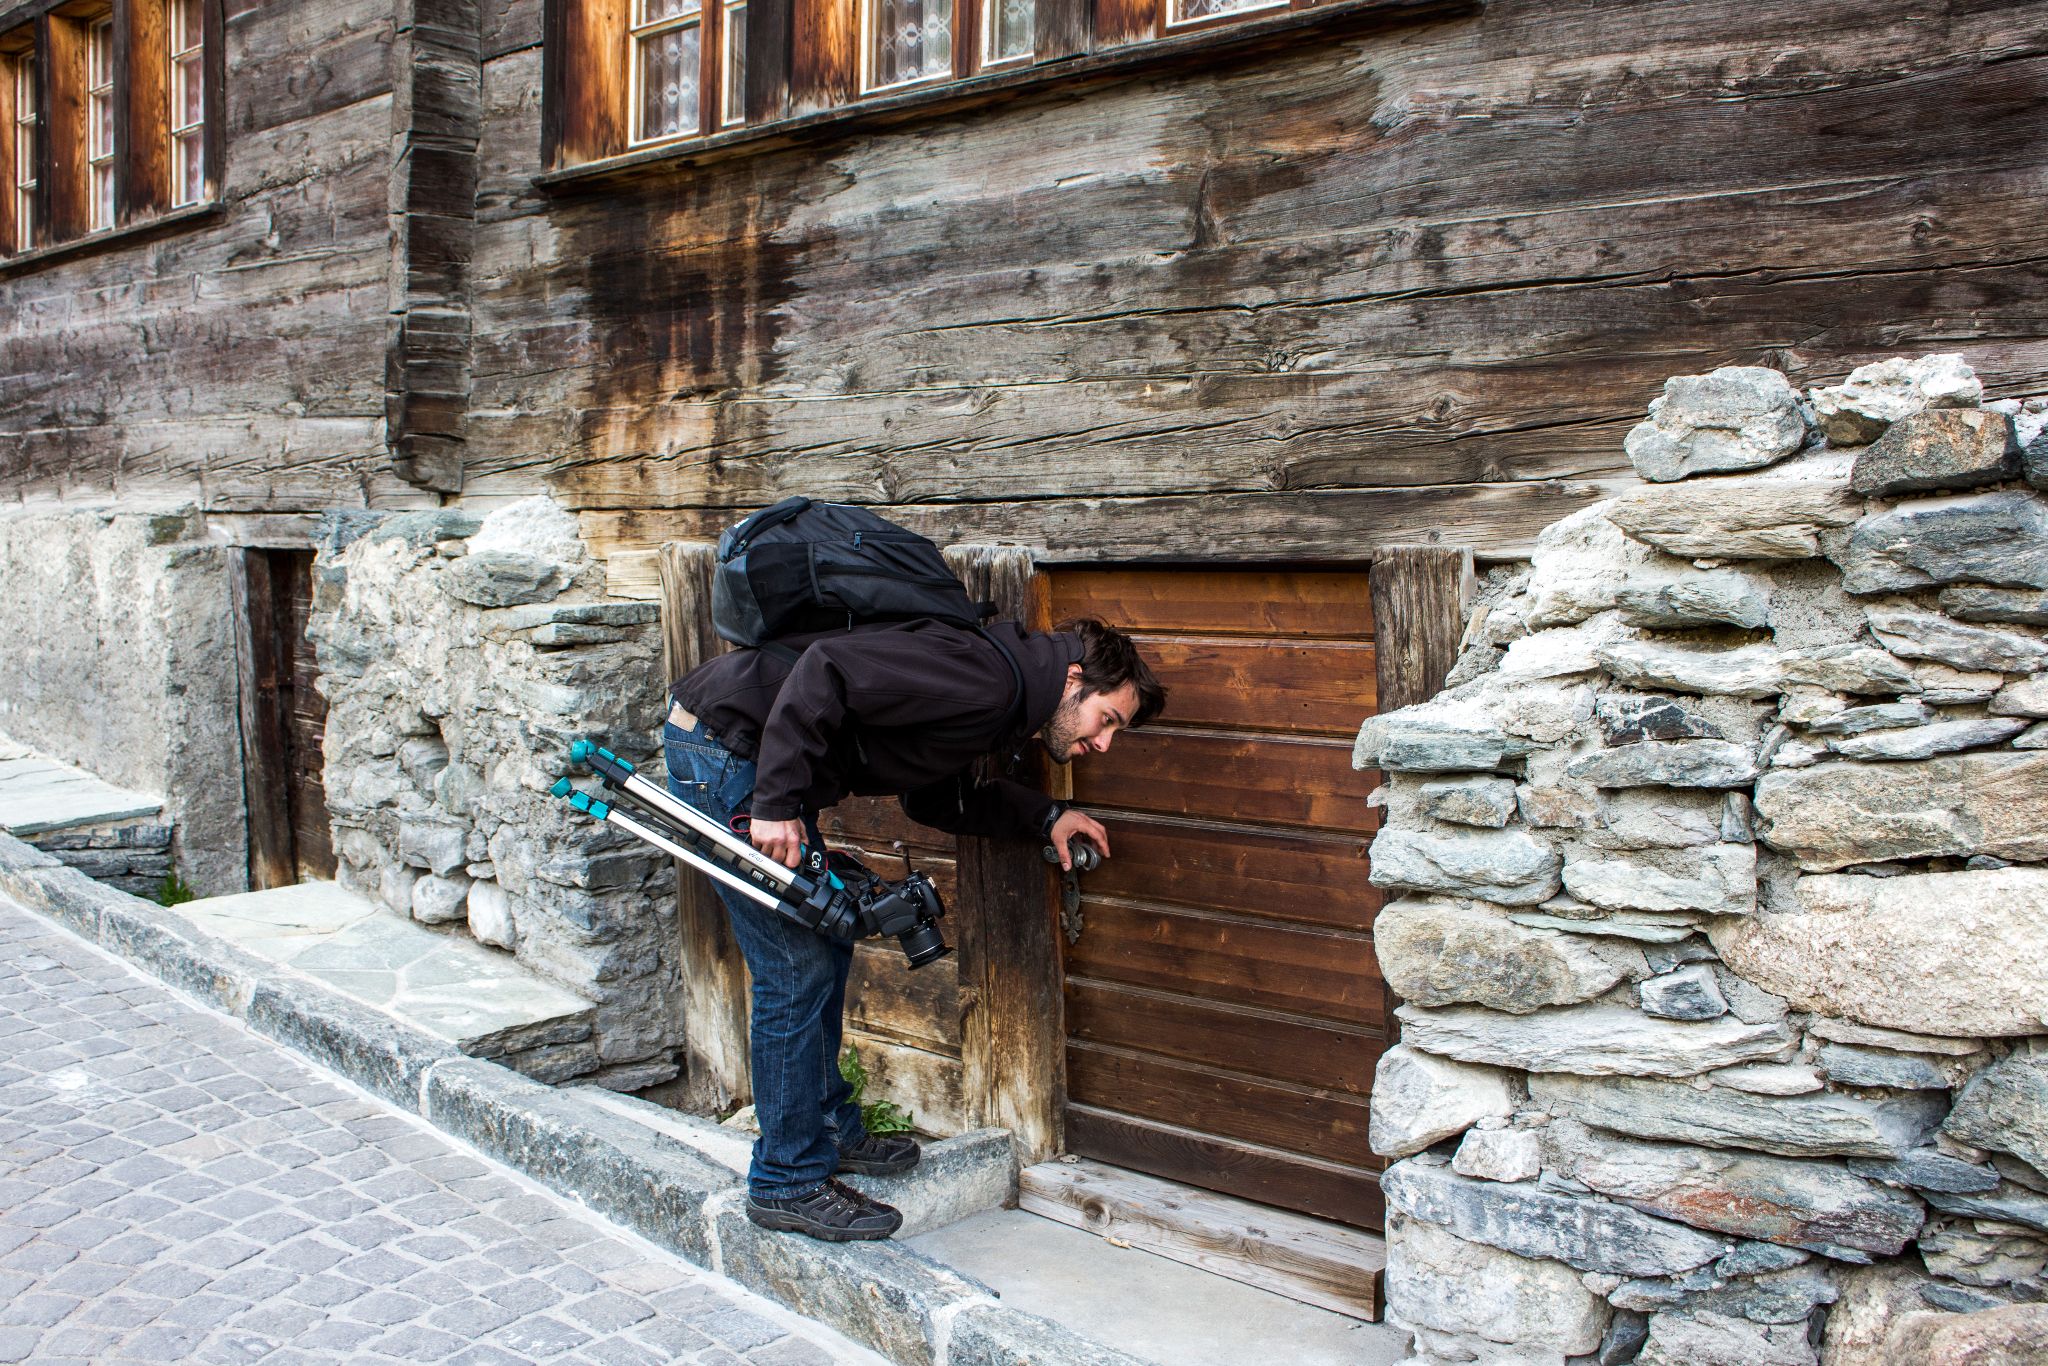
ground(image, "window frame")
xmin=0 ymin=0 xmax=222 ymax=265
xmin=626 ymin=0 xmax=706 ymax=147
xmin=542 ymin=0 xmax=1474 ymax=178
xmin=2 ymin=39 xmax=35 ymax=255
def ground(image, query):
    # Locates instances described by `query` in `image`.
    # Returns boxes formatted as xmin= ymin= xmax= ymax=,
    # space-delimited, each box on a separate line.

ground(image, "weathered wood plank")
xmin=845 ymin=942 xmax=963 ymax=1055
xmin=1019 ymin=1157 xmax=1385 ymax=1321
xmin=657 ymin=541 xmax=754 ymax=1114
xmin=1048 ymin=568 xmax=1376 ymax=639
xmin=225 ymin=0 xmax=393 ymax=137
xmin=843 ymin=1032 xmax=969 ymax=1135
xmin=574 ymin=480 xmax=1629 ymax=566
xmin=1066 ymin=1104 xmax=1385 ymax=1229
xmin=1079 ymin=815 xmax=1378 ymax=930
xmin=1065 ymin=977 xmax=1383 ymax=1095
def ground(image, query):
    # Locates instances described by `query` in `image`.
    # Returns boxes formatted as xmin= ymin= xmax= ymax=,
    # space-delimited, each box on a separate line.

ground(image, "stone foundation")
xmin=0 ymin=507 xmax=246 ymax=895
xmin=308 ymin=496 xmax=682 ymax=1087
xmin=1360 ymin=355 xmax=2048 ymax=1364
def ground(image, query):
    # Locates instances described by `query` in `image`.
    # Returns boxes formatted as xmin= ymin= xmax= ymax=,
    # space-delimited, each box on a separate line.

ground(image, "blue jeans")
xmin=663 ymin=716 xmax=866 ymax=1200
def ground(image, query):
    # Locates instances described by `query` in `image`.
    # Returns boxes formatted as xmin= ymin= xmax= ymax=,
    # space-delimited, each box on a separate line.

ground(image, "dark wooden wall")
xmin=458 ymin=0 xmax=2048 ymax=564
xmin=0 ymin=0 xmax=421 ymax=512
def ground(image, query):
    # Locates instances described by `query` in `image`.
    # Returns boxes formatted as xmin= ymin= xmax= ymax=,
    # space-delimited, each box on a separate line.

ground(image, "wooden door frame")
xmin=654 ymin=538 xmax=1473 ymax=1162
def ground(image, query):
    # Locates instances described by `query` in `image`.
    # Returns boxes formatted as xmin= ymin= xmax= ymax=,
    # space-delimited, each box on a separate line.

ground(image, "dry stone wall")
xmin=1359 ymin=355 xmax=2048 ymax=1365
xmin=308 ymin=496 xmax=681 ymax=1089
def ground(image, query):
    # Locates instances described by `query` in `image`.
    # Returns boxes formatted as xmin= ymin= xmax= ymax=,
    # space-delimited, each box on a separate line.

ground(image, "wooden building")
xmin=3 ymin=0 xmax=2044 ymax=1286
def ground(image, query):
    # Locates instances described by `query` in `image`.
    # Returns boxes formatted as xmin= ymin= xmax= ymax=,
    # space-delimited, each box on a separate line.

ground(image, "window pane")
xmin=639 ymin=0 xmax=700 ymax=23
xmin=1171 ymin=0 xmax=1284 ymax=20
xmin=637 ymin=26 xmax=699 ymax=139
xmin=171 ymin=0 xmax=202 ymax=50
xmin=986 ymin=0 xmax=1032 ymax=64
xmin=722 ymin=3 xmax=746 ymax=126
xmin=177 ymin=132 xmax=203 ymax=204
xmin=869 ymin=0 xmax=953 ymax=90
xmin=178 ymin=55 xmax=204 ymax=128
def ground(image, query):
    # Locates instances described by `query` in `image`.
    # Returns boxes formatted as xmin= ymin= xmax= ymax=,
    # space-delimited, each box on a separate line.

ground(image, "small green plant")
xmin=839 ymin=1046 xmax=916 ymax=1136
xmin=154 ymin=870 xmax=196 ymax=907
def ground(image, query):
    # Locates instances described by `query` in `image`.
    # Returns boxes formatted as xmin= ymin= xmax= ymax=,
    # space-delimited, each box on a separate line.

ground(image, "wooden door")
xmin=237 ymin=548 xmax=336 ymax=888
xmin=1048 ymin=567 xmax=1388 ymax=1230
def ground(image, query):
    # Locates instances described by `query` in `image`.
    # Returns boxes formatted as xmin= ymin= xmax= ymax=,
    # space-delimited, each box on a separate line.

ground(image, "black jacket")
xmin=672 ymin=620 xmax=1079 ymax=837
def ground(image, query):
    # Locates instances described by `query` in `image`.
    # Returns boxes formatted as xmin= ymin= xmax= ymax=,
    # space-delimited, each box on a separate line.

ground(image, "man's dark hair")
xmin=1058 ymin=618 xmax=1168 ymax=728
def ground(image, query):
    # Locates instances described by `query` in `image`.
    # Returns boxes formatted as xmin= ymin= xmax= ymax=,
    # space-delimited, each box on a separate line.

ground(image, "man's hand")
xmin=1048 ymin=808 xmax=1110 ymax=871
xmin=751 ymin=818 xmax=806 ymax=869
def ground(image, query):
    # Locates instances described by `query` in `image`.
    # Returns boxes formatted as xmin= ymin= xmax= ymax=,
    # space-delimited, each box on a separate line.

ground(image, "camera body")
xmin=813 ymin=852 xmax=950 ymax=968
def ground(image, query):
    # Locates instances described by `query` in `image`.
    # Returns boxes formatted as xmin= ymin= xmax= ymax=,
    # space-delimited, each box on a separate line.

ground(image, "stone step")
xmin=1018 ymin=1157 xmax=1387 ymax=1322
xmin=0 ymin=742 xmax=164 ymax=837
xmin=906 ymin=1205 xmax=1408 ymax=1366
xmin=175 ymin=881 xmax=598 ymax=1076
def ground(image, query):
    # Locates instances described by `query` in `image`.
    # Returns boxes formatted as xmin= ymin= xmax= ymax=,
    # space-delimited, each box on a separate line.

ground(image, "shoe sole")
xmin=745 ymin=1206 xmax=901 ymax=1241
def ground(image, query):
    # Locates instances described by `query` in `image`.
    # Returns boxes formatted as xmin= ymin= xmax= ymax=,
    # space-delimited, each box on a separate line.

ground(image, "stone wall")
xmin=1358 ymin=356 xmax=2048 ymax=1364
xmin=308 ymin=496 xmax=682 ymax=1089
xmin=0 ymin=507 xmax=247 ymax=895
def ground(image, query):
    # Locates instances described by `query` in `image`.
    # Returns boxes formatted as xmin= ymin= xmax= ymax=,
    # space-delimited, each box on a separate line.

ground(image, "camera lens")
xmin=898 ymin=920 xmax=951 ymax=969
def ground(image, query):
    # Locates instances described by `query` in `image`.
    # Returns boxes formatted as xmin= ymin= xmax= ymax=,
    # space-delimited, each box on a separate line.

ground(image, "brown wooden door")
xmin=1048 ymin=567 xmax=1388 ymax=1230
xmin=239 ymin=548 xmax=336 ymax=888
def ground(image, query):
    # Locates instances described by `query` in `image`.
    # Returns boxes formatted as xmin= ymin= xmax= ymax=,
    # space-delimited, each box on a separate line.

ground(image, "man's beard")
xmin=1039 ymin=693 xmax=1085 ymax=764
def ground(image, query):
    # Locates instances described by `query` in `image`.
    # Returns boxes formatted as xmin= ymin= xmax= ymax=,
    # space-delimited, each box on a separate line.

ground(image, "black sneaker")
xmin=746 ymin=1179 xmax=903 ymax=1242
xmin=836 ymin=1132 xmax=921 ymax=1177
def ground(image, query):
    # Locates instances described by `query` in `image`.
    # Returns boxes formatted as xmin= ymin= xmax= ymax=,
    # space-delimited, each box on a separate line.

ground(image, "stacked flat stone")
xmin=1359 ymin=355 xmax=2048 ymax=1366
xmin=308 ymin=496 xmax=680 ymax=1091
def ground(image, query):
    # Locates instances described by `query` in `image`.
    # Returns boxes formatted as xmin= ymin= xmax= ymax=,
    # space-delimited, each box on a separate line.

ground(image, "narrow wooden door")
xmin=238 ymin=549 xmax=336 ymax=888
xmin=1047 ymin=567 xmax=1387 ymax=1230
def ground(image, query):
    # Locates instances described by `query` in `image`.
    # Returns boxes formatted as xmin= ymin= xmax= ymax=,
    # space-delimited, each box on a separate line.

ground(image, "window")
xmin=169 ymin=0 xmax=203 ymax=206
xmin=863 ymin=0 xmax=953 ymax=92
xmin=86 ymin=14 xmax=113 ymax=230
xmin=5 ymin=48 xmax=33 ymax=254
xmin=630 ymin=0 xmax=702 ymax=144
xmin=1 ymin=0 xmax=218 ymax=262
xmin=544 ymin=0 xmax=1432 ymax=173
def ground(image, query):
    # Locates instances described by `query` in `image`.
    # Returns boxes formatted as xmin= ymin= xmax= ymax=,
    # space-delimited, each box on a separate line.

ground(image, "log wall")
xmin=458 ymin=0 xmax=2048 ymax=563
xmin=0 ymin=0 xmax=422 ymax=513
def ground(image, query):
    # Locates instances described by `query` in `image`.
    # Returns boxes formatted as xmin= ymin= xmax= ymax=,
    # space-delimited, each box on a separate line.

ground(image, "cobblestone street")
xmin=0 ymin=895 xmax=880 ymax=1366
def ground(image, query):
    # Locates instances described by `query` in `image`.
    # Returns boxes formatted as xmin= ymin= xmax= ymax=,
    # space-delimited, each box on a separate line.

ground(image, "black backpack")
xmin=711 ymin=497 xmax=1027 ymax=736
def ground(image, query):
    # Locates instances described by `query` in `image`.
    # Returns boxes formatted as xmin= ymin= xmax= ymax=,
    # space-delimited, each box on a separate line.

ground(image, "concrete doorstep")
xmin=0 ymin=830 xmax=1150 ymax=1366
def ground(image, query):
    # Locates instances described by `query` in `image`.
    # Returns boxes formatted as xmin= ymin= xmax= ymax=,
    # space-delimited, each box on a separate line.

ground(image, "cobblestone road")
xmin=0 ymin=896 xmax=881 ymax=1366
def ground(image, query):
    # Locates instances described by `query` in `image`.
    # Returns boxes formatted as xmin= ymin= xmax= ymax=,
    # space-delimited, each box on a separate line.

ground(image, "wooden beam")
xmin=945 ymin=544 xmax=1063 ymax=1164
xmin=1020 ymin=1157 xmax=1385 ymax=1320
xmin=1368 ymin=543 xmax=1472 ymax=1041
xmin=656 ymin=540 xmax=755 ymax=1115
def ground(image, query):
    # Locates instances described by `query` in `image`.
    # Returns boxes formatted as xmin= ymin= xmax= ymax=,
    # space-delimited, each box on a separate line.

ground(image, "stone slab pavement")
xmin=0 ymin=893 xmax=886 ymax=1366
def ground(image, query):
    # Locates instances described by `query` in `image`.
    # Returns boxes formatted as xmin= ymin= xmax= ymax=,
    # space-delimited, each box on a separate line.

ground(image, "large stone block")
xmin=1615 ymin=569 xmax=1772 ymax=630
xmin=1821 ymin=1261 xmax=1942 ymax=1366
xmin=1866 ymin=607 xmax=2048 ymax=673
xmin=1384 ymin=1215 xmax=1610 ymax=1353
xmin=1414 ymin=776 xmax=1519 ymax=828
xmin=1596 ymin=640 xmax=1784 ymax=699
xmin=1354 ymin=711 xmax=1524 ymax=774
xmin=1711 ymin=867 xmax=2048 ymax=1037
xmin=1382 ymin=1162 xmax=1730 ymax=1277
xmin=1943 ymin=585 xmax=2048 ymax=627
xmin=1567 ymin=740 xmax=1758 ymax=789
xmin=1368 ymin=828 xmax=1562 ymax=905
xmin=1753 ymin=752 xmax=2048 ymax=870
xmin=1528 ymin=1072 xmax=1947 ymax=1159
xmin=1779 ymin=644 xmax=1920 ymax=696
xmin=1563 ymin=843 xmax=1755 ymax=916
xmin=1395 ymin=1002 xmax=1790 ymax=1077
xmin=1368 ymin=1044 xmax=1515 ymax=1159
xmin=1812 ymin=353 xmax=1984 ymax=447
xmin=1826 ymin=717 xmax=2028 ymax=762
xmin=1945 ymin=1044 xmax=2048 ymax=1179
xmin=1638 ymin=1309 xmax=1820 ymax=1366
xmin=1543 ymin=1119 xmax=1925 ymax=1258
xmin=1373 ymin=899 xmax=1627 ymax=1014
xmin=442 ymin=549 xmax=572 ymax=607
xmin=1606 ymin=473 xmax=1861 ymax=560
xmin=1881 ymin=1303 xmax=2048 ymax=1364
xmin=1625 ymin=367 xmax=1809 ymax=482
xmin=1524 ymin=504 xmax=1661 ymax=627
xmin=1850 ymin=408 xmax=2020 ymax=496
xmin=1834 ymin=490 xmax=2048 ymax=594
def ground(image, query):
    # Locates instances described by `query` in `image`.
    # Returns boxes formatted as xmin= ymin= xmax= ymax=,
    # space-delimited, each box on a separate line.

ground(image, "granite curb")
xmin=0 ymin=832 xmax=1155 ymax=1366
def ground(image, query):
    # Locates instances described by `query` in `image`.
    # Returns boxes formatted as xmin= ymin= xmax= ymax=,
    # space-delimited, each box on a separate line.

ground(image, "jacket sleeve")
xmin=899 ymin=774 xmax=1057 ymax=840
